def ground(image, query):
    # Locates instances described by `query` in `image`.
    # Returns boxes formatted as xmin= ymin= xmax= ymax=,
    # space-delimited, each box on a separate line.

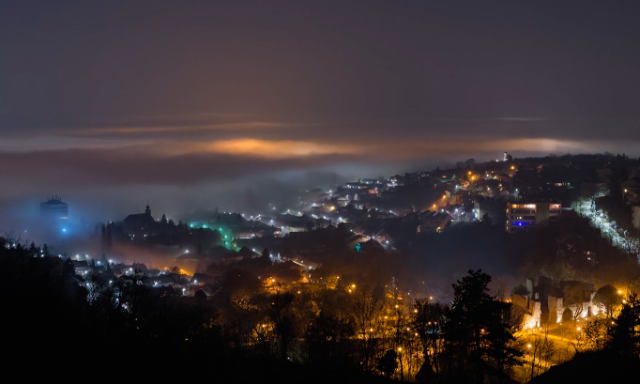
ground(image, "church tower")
xmin=145 ymin=204 xmax=151 ymax=216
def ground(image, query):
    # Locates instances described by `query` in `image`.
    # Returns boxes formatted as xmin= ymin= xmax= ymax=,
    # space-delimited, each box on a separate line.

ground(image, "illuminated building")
xmin=40 ymin=196 xmax=68 ymax=221
xmin=505 ymin=202 xmax=561 ymax=233
xmin=512 ymin=277 xmax=597 ymax=328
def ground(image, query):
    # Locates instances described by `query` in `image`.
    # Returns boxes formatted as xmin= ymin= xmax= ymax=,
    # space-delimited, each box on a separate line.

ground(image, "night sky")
xmin=2 ymin=1 xmax=640 ymax=218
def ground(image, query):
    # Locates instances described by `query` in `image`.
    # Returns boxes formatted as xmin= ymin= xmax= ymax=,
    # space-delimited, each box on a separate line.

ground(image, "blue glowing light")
xmin=62 ymin=228 xmax=68 ymax=233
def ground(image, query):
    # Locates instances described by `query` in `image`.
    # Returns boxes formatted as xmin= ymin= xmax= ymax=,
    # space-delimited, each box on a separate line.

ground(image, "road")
xmin=576 ymin=198 xmax=640 ymax=260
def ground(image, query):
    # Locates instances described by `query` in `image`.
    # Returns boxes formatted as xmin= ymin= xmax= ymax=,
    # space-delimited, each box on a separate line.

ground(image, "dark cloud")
xmin=0 ymin=147 xmax=360 ymax=192
xmin=1 ymin=0 xmax=640 ymax=224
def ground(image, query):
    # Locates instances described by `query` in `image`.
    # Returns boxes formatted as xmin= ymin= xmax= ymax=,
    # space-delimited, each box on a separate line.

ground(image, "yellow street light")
xmin=527 ymin=344 xmax=531 ymax=348
xmin=397 ymin=347 xmax=402 ymax=352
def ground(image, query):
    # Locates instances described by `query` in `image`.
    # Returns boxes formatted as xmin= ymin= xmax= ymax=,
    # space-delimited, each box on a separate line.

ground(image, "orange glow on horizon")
xmin=201 ymin=138 xmax=361 ymax=158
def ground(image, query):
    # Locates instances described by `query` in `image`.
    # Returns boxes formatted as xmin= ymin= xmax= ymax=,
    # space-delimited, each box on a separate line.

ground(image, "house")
xmin=191 ymin=273 xmax=218 ymax=285
xmin=237 ymin=246 xmax=260 ymax=260
xmin=374 ymin=229 xmax=393 ymax=246
xmin=335 ymin=196 xmax=350 ymax=207
xmin=132 ymin=262 xmax=148 ymax=272
xmin=346 ymin=234 xmax=370 ymax=250
xmin=417 ymin=211 xmax=453 ymax=233
xmin=72 ymin=260 xmax=91 ymax=275
xmin=633 ymin=206 xmax=640 ymax=230
xmin=152 ymin=274 xmax=176 ymax=287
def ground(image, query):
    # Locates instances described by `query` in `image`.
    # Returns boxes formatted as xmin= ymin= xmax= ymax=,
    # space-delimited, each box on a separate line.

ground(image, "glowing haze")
xmin=2 ymin=0 xmax=640 ymax=224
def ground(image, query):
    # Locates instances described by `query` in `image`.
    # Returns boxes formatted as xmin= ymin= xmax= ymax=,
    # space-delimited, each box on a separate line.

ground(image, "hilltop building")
xmin=40 ymin=196 xmax=68 ymax=221
xmin=122 ymin=205 xmax=157 ymax=236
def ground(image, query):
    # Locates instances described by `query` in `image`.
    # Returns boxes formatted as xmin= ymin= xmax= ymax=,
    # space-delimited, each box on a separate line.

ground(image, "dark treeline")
xmin=3 ymin=235 xmax=528 ymax=383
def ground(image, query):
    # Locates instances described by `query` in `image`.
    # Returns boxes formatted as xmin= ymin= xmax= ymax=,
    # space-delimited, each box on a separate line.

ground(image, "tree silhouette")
xmin=378 ymin=350 xmax=399 ymax=378
xmin=607 ymin=293 xmax=640 ymax=357
xmin=194 ymin=289 xmax=207 ymax=302
xmin=62 ymin=257 xmax=76 ymax=279
xmin=595 ymin=285 xmax=622 ymax=318
xmin=443 ymin=269 xmax=522 ymax=383
xmin=29 ymin=242 xmax=38 ymax=257
xmin=482 ymin=213 xmax=494 ymax=226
